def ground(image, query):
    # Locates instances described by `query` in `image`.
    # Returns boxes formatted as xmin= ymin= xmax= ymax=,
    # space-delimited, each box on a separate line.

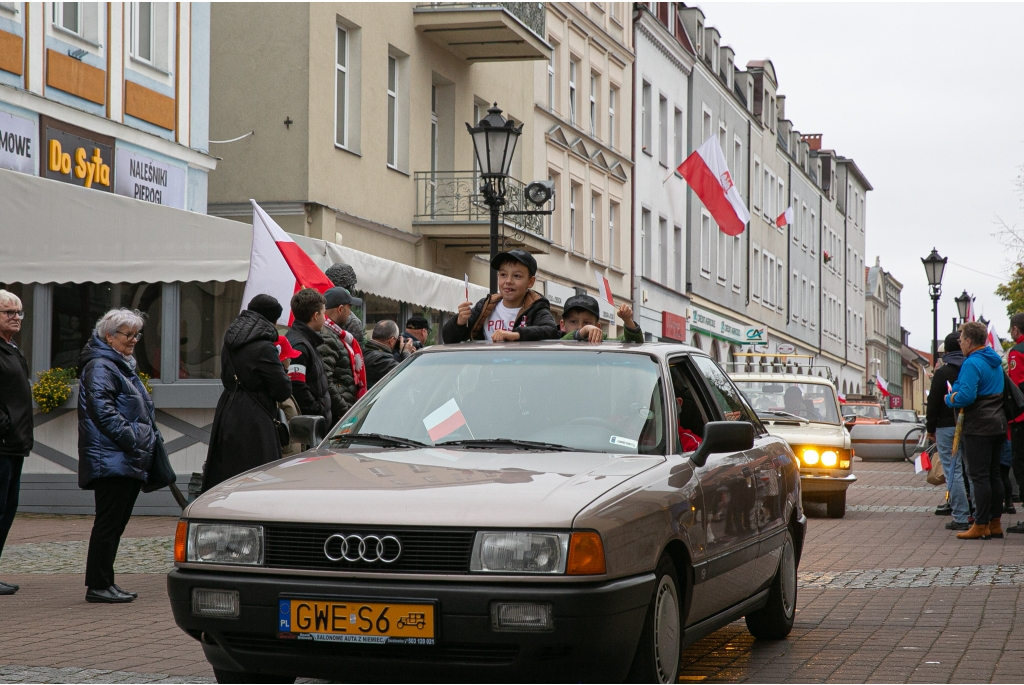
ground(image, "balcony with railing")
xmin=414 ymin=3 xmax=551 ymax=62
xmin=413 ymin=171 xmax=550 ymax=254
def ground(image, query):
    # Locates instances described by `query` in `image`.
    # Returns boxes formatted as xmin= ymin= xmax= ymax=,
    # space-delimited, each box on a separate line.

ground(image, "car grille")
xmin=219 ymin=633 xmax=518 ymax=665
xmin=263 ymin=524 xmax=475 ymax=573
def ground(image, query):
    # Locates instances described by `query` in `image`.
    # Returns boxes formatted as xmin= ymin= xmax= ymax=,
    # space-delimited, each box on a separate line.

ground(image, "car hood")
xmin=761 ymin=421 xmax=850 ymax=449
xmin=187 ymin=448 xmax=665 ymax=528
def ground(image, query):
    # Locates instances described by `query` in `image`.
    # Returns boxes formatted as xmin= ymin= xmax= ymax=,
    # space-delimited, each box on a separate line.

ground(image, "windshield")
xmin=844 ymin=404 xmax=883 ymax=419
xmin=734 ymin=380 xmax=841 ymax=425
xmin=888 ymin=409 xmax=917 ymax=422
xmin=328 ymin=350 xmax=667 ymax=455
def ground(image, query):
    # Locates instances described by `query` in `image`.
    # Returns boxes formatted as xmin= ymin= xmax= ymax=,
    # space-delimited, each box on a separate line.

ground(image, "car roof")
xmin=419 ymin=340 xmax=708 ymax=361
xmin=728 ymin=372 xmax=836 ymax=387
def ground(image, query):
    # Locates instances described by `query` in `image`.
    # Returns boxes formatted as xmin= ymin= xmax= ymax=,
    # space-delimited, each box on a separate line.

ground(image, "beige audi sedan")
xmin=168 ymin=342 xmax=805 ymax=684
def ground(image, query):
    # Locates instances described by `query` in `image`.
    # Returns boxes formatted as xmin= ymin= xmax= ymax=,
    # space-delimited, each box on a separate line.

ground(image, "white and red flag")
xmin=595 ymin=270 xmax=614 ymax=306
xmin=423 ymin=399 xmax=468 ymax=442
xmin=241 ymin=199 xmax=334 ymax=325
xmin=837 ymin=391 xmax=847 ymax=404
xmin=875 ymin=373 xmax=890 ymax=398
xmin=986 ymin=320 xmax=1001 ymax=351
xmin=677 ymin=136 xmax=750 ymax=236
xmin=776 ymin=207 xmax=794 ymax=229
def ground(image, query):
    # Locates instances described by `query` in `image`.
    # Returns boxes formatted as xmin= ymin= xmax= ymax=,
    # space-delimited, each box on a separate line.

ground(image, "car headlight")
xmin=802 ymin=448 xmax=819 ymax=465
xmin=821 ymin=450 xmax=838 ymax=467
xmin=186 ymin=523 xmax=264 ymax=565
xmin=796 ymin=446 xmax=850 ymax=469
xmin=471 ymin=532 xmax=570 ymax=574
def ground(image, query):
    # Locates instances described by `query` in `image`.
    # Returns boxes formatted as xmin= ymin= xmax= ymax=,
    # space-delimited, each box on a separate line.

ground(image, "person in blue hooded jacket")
xmin=77 ymin=308 xmax=160 ymax=604
xmin=945 ymin=321 xmax=1008 ymax=540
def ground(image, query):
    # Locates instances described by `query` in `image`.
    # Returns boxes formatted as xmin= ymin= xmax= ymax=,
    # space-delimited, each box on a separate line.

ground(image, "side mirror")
xmin=289 ymin=415 xmax=327 ymax=448
xmin=690 ymin=421 xmax=755 ymax=468
xmin=843 ymin=416 xmax=857 ymax=431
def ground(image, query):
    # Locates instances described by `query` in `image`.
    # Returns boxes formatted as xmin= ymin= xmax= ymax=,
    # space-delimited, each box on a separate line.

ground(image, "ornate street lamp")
xmin=467 ymin=104 xmax=523 ymax=293
xmin=955 ymin=290 xmax=972 ymax=323
xmin=921 ymin=248 xmax=947 ymax=361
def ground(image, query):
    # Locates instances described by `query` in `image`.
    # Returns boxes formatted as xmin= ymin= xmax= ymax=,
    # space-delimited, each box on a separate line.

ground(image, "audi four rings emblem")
xmin=323 ymin=534 xmax=402 ymax=563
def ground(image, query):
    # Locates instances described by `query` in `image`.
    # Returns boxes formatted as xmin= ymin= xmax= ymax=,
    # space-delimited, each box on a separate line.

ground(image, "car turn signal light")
xmin=566 ymin=532 xmax=606 ymax=575
xmin=174 ymin=520 xmax=188 ymax=563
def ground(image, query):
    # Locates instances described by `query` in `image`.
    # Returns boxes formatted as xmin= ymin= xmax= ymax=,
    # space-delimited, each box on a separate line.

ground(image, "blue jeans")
xmin=936 ymin=426 xmax=970 ymax=523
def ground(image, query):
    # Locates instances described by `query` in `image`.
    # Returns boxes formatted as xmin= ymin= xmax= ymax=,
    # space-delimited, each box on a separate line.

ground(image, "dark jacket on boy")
xmin=441 ymin=290 xmax=559 ymax=343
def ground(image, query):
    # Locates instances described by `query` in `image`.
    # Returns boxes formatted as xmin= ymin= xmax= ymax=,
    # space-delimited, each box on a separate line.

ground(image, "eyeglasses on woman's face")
xmin=0 ymin=310 xmax=24 ymax=320
xmin=115 ymin=330 xmax=142 ymax=342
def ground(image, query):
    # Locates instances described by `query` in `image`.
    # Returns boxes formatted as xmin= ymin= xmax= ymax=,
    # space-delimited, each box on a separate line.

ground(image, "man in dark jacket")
xmin=1006 ymin=314 xmax=1024 ymax=531
xmin=286 ymin=288 xmax=332 ymax=425
xmin=0 ymin=290 xmax=30 ymax=596
xmin=325 ymin=263 xmax=366 ymax=345
xmin=318 ymin=287 xmax=362 ymax=420
xmin=926 ymin=332 xmax=969 ymax=528
xmin=400 ymin=314 xmax=431 ymax=353
xmin=946 ymin=322 xmax=1007 ymax=540
xmin=364 ymin=320 xmax=414 ymax=390
xmin=441 ymin=250 xmax=559 ymax=343
xmin=202 ymin=295 xmax=294 ymax=492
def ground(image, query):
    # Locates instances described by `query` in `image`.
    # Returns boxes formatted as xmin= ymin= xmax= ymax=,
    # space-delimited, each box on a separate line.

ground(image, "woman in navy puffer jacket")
xmin=77 ymin=308 xmax=158 ymax=604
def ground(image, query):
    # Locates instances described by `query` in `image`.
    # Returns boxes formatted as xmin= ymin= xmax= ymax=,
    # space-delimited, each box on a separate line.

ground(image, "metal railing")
xmin=413 ymin=171 xmax=545 ymax=237
xmin=418 ymin=2 xmax=545 ymax=39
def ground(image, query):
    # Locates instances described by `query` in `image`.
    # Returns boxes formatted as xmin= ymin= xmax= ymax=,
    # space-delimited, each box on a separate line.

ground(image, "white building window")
xmin=335 ymin=26 xmax=349 ymax=148
xmin=700 ymin=212 xmax=711 ymax=278
xmin=547 ymin=44 xmax=556 ymax=111
xmin=792 ymin=271 xmax=800 ymax=322
xmin=641 ymin=82 xmax=652 ymax=153
xmin=733 ymin=138 xmax=742 ymax=193
xmin=659 ymin=95 xmax=668 ymax=167
xmin=810 ymin=282 xmax=817 ymax=329
xmin=752 ymin=160 xmax=761 ymax=212
xmin=777 ymin=178 xmax=785 ymax=230
xmin=387 ymin=54 xmax=398 ymax=168
xmin=430 ymin=85 xmax=438 ymax=174
xmin=132 ymin=2 xmax=153 ymax=63
xmin=674 ymin=108 xmax=683 ymax=169
xmin=751 ymin=245 xmax=761 ymax=300
xmin=777 ymin=262 xmax=785 ymax=313
xmin=675 ymin=225 xmax=683 ymax=291
xmin=717 ymin=227 xmax=727 ymax=285
xmin=608 ymin=86 xmax=617 ymax=149
xmin=591 ymin=193 xmax=598 ymax=257
xmin=53 ymin=2 xmax=81 ymax=35
xmin=701 ymin=105 xmax=712 ymax=143
xmin=732 ymin=235 xmax=741 ymax=292
xmin=590 ymin=73 xmax=598 ymax=137
xmin=569 ymin=58 xmax=579 ymax=126
xmin=570 ymin=183 xmax=578 ymax=252
xmin=609 ymin=202 xmax=618 ymax=266
xmin=642 ymin=208 xmax=652 ymax=277
xmin=659 ymin=217 xmax=669 ymax=283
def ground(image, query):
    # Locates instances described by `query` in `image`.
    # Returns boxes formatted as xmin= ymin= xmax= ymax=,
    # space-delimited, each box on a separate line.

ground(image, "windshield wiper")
xmin=330 ymin=433 xmax=428 ymax=449
xmin=438 ymin=438 xmax=584 ymax=452
xmin=757 ymin=410 xmax=809 ymax=423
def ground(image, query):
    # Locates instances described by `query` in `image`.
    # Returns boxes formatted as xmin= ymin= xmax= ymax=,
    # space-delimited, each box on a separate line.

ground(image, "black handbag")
xmin=142 ymin=436 xmax=177 ymax=493
xmin=1004 ymin=371 xmax=1024 ymax=421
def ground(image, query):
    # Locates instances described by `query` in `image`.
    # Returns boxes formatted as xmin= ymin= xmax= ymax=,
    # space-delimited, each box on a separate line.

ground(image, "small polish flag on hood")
xmin=241 ymin=200 xmax=334 ymax=326
xmin=677 ymin=136 xmax=750 ymax=237
xmin=595 ymin=270 xmax=614 ymax=306
xmin=776 ymin=207 xmax=794 ymax=229
xmin=875 ymin=373 xmax=890 ymax=398
xmin=837 ymin=391 xmax=847 ymax=404
xmin=423 ymin=399 xmax=468 ymax=442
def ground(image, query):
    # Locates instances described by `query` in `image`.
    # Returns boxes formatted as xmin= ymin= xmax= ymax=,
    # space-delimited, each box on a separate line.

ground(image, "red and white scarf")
xmin=325 ymin=318 xmax=367 ymax=399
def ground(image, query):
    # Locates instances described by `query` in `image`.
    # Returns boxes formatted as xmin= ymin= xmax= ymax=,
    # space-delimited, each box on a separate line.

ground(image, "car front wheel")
xmin=627 ymin=554 xmax=682 ymax=683
xmin=745 ymin=529 xmax=796 ymax=640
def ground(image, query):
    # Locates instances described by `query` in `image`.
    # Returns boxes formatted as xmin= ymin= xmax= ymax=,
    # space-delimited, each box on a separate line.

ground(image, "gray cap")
xmin=325 ymin=287 xmax=362 ymax=309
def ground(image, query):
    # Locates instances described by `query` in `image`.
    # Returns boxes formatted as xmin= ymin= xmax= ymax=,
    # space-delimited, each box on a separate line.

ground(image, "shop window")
xmin=179 ymin=282 xmax=245 ymax=380
xmin=51 ymin=283 xmax=163 ymax=379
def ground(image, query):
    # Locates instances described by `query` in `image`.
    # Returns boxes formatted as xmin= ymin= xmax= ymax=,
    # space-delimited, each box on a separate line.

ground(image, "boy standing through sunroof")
xmin=441 ymin=249 xmax=559 ymax=343
xmin=559 ymin=294 xmax=644 ymax=343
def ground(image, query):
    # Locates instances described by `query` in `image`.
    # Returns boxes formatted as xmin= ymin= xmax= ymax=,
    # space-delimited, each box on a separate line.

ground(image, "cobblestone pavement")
xmin=2 ymin=458 xmax=1024 ymax=683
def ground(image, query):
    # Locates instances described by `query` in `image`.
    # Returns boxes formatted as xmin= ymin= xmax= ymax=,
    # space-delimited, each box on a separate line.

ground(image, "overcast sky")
xmin=701 ymin=2 xmax=1024 ymax=352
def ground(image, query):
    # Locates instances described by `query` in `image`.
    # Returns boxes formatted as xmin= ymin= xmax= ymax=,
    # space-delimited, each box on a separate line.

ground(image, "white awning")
xmin=0 ymin=167 xmax=488 ymax=312
xmin=293 ymin=234 xmax=489 ymax=313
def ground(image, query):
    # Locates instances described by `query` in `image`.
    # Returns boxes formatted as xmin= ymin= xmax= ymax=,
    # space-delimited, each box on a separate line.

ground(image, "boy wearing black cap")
xmin=559 ymin=294 xmax=644 ymax=343
xmin=441 ymin=249 xmax=559 ymax=343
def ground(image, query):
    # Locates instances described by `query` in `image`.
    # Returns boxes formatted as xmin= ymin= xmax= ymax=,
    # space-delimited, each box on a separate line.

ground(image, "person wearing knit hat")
xmin=247 ymin=294 xmax=283 ymax=325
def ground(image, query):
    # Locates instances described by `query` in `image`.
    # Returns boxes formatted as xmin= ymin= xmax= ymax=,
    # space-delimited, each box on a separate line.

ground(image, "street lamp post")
xmin=955 ymin=290 xmax=972 ymax=326
xmin=467 ymin=104 xmax=523 ymax=294
xmin=921 ymin=248 xmax=947 ymax=362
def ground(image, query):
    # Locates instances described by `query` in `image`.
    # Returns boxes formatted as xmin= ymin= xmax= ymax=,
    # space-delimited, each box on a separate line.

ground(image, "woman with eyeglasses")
xmin=0 ymin=290 xmax=31 ymax=596
xmin=77 ymin=308 xmax=161 ymax=603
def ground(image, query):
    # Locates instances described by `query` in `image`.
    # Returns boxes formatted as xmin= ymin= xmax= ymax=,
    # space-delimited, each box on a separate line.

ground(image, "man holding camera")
xmin=363 ymin=320 xmax=415 ymax=390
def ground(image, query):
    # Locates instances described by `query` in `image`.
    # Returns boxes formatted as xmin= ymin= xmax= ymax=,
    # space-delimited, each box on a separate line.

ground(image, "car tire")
xmin=627 ymin=554 xmax=682 ymax=683
xmin=745 ymin=529 xmax=796 ymax=640
xmin=213 ymin=668 xmax=295 ymax=684
xmin=826 ymin=492 xmax=846 ymax=519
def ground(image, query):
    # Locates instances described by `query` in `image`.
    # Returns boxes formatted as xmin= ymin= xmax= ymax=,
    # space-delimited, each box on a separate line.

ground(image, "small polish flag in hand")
xmin=423 ymin=399 xmax=468 ymax=442
xmin=914 ymin=451 xmax=932 ymax=474
xmin=595 ymin=270 xmax=614 ymax=306
xmin=776 ymin=207 xmax=794 ymax=229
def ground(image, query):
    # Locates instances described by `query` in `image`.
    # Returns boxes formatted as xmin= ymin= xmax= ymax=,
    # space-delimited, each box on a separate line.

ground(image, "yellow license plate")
xmin=279 ymin=599 xmax=435 ymax=645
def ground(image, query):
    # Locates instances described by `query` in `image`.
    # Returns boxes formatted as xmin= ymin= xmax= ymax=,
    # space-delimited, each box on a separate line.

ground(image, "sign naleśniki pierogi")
xmin=115 ymin=148 xmax=186 ymax=208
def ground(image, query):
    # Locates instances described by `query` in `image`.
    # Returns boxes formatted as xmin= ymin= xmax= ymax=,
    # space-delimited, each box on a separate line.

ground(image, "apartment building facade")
xmin=0 ymin=2 xmax=250 ymax=513
xmin=207 ymin=2 xmax=634 ymax=336
xmin=865 ymin=257 xmax=904 ymax=406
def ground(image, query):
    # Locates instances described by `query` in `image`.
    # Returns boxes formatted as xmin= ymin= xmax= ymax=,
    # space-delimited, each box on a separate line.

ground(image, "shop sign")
xmin=41 ymin=116 xmax=114 ymax=192
xmin=744 ymin=325 xmax=768 ymax=346
xmin=889 ymin=395 xmax=903 ymax=409
xmin=543 ymin=280 xmax=576 ymax=309
xmin=0 ymin=110 xmax=37 ymax=174
xmin=662 ymin=311 xmax=686 ymax=342
xmin=114 ymin=147 xmax=186 ymax=208
xmin=777 ymin=343 xmax=796 ymax=355
xmin=689 ymin=306 xmax=747 ymax=344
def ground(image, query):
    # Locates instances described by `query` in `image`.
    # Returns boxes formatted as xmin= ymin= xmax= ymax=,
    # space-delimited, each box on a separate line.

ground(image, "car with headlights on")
xmin=168 ymin=342 xmax=805 ymax=684
xmin=730 ymin=373 xmax=854 ymax=518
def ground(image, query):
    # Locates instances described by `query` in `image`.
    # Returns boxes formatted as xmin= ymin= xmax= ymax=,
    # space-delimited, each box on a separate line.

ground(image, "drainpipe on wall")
xmin=630 ymin=12 xmax=638 ymax=322
xmin=745 ymin=118 xmax=751 ymax=307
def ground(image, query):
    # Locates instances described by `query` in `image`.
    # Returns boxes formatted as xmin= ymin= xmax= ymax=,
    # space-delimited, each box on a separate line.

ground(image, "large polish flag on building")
xmin=875 ymin=373 xmax=890 ymax=398
xmin=776 ymin=207 xmax=794 ymax=229
xmin=677 ymin=136 xmax=750 ymax=236
xmin=241 ymin=200 xmax=335 ymax=325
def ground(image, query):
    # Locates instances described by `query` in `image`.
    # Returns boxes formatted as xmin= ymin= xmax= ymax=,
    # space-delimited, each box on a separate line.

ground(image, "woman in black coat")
xmin=202 ymin=296 xmax=293 ymax=492
xmin=78 ymin=308 xmax=160 ymax=604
